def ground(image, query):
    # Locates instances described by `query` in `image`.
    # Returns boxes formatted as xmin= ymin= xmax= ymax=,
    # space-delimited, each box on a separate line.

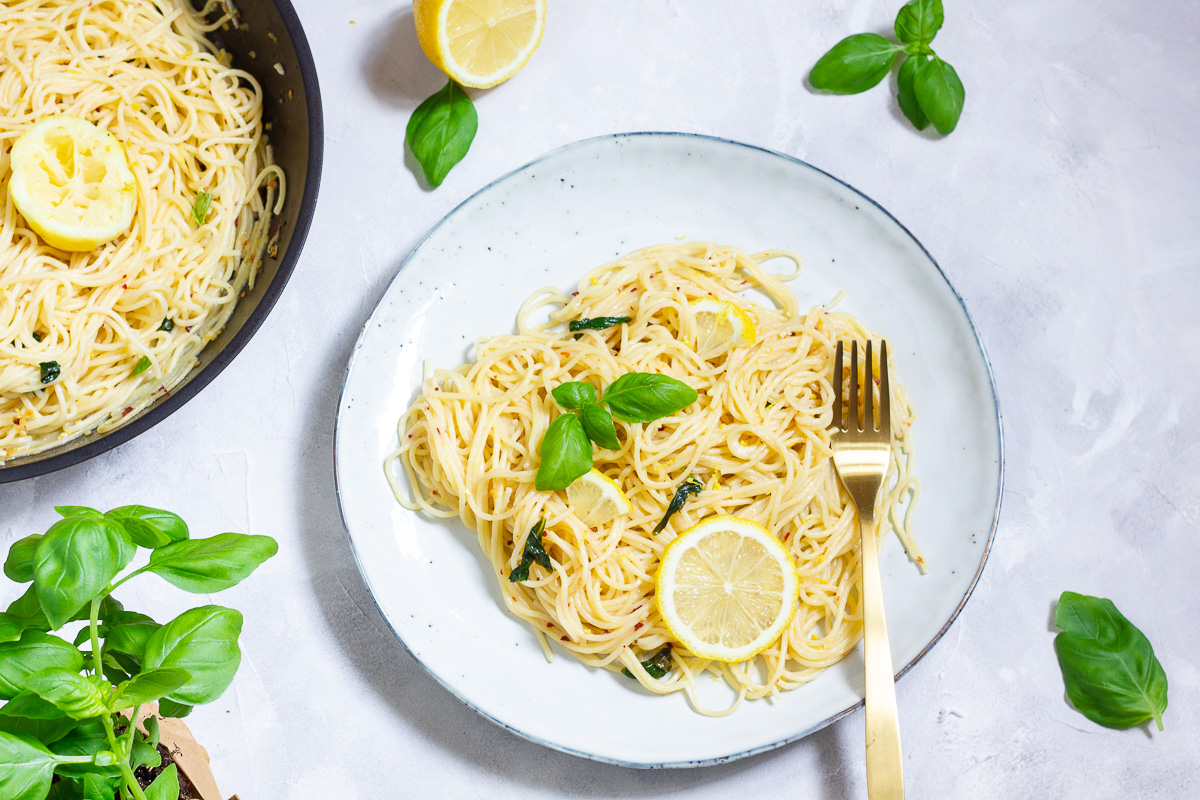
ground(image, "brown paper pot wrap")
xmin=129 ymin=704 xmax=237 ymax=800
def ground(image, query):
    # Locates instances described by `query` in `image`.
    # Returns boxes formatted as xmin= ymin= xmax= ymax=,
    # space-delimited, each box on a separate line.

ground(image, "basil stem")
xmin=653 ymin=475 xmax=704 ymax=534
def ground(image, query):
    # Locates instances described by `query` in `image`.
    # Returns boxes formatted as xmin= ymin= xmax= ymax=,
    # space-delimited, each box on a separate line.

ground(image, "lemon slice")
xmin=414 ymin=0 xmax=546 ymax=89
xmin=655 ymin=515 xmax=799 ymax=662
xmin=8 ymin=115 xmax=137 ymax=252
xmin=566 ymin=468 xmax=633 ymax=527
xmin=689 ymin=298 xmax=757 ymax=354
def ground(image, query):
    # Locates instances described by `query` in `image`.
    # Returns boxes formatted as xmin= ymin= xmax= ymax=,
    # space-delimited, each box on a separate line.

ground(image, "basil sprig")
xmin=653 ymin=475 xmax=704 ymax=534
xmin=569 ymin=316 xmax=631 ymax=340
xmin=406 ymin=79 xmax=478 ymax=188
xmin=1054 ymin=591 xmax=1168 ymax=731
xmin=809 ymin=0 xmax=964 ymax=135
xmin=508 ymin=517 xmax=551 ymax=583
xmin=0 ymin=505 xmax=276 ymax=800
xmin=535 ymin=373 xmax=698 ymax=491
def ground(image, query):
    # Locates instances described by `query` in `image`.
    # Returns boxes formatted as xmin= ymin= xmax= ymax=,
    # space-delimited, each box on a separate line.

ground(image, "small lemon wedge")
xmin=8 ymin=115 xmax=137 ymax=252
xmin=655 ymin=515 xmax=799 ymax=663
xmin=566 ymin=468 xmax=633 ymax=527
xmin=414 ymin=0 xmax=546 ymax=89
xmin=689 ymin=297 xmax=757 ymax=354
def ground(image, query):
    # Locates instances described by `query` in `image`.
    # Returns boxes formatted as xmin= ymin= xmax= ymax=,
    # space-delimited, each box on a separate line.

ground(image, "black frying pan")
xmin=0 ymin=0 xmax=324 ymax=482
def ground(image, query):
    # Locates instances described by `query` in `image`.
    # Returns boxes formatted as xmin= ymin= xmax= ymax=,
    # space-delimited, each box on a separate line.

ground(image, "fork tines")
xmin=832 ymin=340 xmax=890 ymax=433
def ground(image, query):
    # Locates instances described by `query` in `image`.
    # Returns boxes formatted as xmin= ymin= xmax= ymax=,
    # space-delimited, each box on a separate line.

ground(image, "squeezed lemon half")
xmin=8 ymin=115 xmax=137 ymax=252
xmin=414 ymin=0 xmax=546 ymax=89
xmin=566 ymin=468 xmax=633 ymax=527
xmin=656 ymin=515 xmax=799 ymax=663
xmin=689 ymin=297 xmax=758 ymax=354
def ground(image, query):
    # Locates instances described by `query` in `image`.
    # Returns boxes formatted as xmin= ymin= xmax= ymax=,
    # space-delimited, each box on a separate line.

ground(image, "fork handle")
xmin=861 ymin=516 xmax=905 ymax=800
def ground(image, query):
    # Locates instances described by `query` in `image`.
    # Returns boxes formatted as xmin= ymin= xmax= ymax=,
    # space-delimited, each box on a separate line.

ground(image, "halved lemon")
xmin=414 ymin=0 xmax=546 ymax=89
xmin=689 ymin=298 xmax=757 ymax=354
xmin=566 ymin=468 xmax=632 ymax=527
xmin=655 ymin=515 xmax=799 ymax=662
xmin=8 ymin=115 xmax=137 ymax=252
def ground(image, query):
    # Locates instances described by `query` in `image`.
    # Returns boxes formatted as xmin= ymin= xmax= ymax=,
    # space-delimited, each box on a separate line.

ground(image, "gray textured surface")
xmin=2 ymin=0 xmax=1198 ymax=796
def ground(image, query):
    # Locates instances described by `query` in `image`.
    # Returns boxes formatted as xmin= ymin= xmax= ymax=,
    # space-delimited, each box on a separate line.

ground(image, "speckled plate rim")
xmin=334 ymin=131 xmax=1004 ymax=768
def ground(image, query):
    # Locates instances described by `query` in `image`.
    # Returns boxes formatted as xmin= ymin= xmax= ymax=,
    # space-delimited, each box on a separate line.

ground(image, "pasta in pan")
xmin=0 ymin=0 xmax=283 ymax=462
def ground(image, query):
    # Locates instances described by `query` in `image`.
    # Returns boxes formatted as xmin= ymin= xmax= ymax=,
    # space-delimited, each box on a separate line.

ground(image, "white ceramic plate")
xmin=335 ymin=133 xmax=1002 ymax=768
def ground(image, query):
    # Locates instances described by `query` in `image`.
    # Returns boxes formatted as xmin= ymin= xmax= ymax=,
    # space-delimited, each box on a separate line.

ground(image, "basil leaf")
xmin=0 ymin=731 xmax=58 ymax=800
xmin=147 ymin=533 xmax=278 ymax=593
xmin=21 ymin=668 xmax=107 ymax=720
xmin=3 ymin=587 xmax=50 ymax=635
xmin=111 ymin=667 xmax=190 ymax=710
xmin=913 ymin=56 xmax=965 ymax=135
xmin=132 ymin=355 xmax=151 ymax=376
xmin=156 ymin=698 xmax=192 ymax=719
xmin=144 ymin=715 xmax=160 ymax=748
xmin=580 ymin=404 xmax=620 ymax=451
xmin=159 ymin=318 xmax=174 ymax=332
xmin=406 ymin=79 xmax=477 ymax=188
xmin=0 ymin=692 xmax=78 ymax=745
xmin=191 ymin=192 xmax=212 ymax=227
xmin=143 ymin=606 xmax=242 ymax=705
xmin=622 ymin=646 xmax=673 ymax=680
xmin=894 ymin=0 xmax=943 ymax=46
xmin=551 ymin=382 xmax=597 ymax=411
xmin=809 ymin=33 xmax=902 ymax=95
xmin=0 ymin=631 xmax=84 ymax=700
xmin=145 ymin=763 xmax=180 ymax=800
xmin=1054 ymin=591 xmax=1168 ymax=731
xmin=53 ymin=507 xmax=101 ymax=519
xmin=896 ymin=55 xmax=930 ymax=130
xmin=81 ymin=772 xmax=124 ymax=800
xmin=0 ymin=615 xmax=22 ymax=645
xmin=653 ymin=475 xmax=704 ymax=534
xmin=105 ymin=505 xmax=189 ymax=549
xmin=535 ymin=413 xmax=593 ymax=491
xmin=33 ymin=515 xmax=131 ymax=629
xmin=569 ymin=316 xmax=631 ymax=339
xmin=601 ymin=373 xmax=698 ymax=424
xmin=102 ymin=612 xmax=161 ymax=659
xmin=508 ymin=518 xmax=551 ymax=583
xmin=38 ymin=361 xmax=59 ymax=384
xmin=4 ymin=536 xmax=42 ymax=583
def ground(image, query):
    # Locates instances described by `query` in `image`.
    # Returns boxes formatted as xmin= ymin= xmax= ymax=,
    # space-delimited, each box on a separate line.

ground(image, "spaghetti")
xmin=389 ymin=242 xmax=922 ymax=714
xmin=0 ymin=0 xmax=283 ymax=461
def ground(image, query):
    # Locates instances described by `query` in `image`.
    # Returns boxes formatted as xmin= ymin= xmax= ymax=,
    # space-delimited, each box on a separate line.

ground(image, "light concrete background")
xmin=2 ymin=0 xmax=1197 ymax=797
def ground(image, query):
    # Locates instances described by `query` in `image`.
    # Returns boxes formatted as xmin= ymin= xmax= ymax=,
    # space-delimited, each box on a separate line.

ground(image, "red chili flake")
xmin=571 ymin=291 xmax=579 ymax=297
xmin=545 ymin=622 xmax=554 ymax=628
xmin=633 ymin=622 xmax=643 ymax=631
xmin=185 ymin=326 xmax=192 ymax=332
xmin=431 ymin=490 xmax=439 ymax=496
xmin=121 ymin=284 xmax=127 ymax=289
xmin=12 ymin=417 xmax=20 ymax=425
xmin=560 ymin=636 xmax=569 ymax=642
xmin=122 ymin=406 xmax=133 ymax=416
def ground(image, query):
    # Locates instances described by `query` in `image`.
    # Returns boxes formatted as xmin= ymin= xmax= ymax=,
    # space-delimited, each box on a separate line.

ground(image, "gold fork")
xmin=831 ymin=340 xmax=904 ymax=800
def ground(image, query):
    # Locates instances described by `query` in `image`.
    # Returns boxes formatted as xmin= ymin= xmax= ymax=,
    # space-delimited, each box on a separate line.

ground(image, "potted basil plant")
xmin=0 ymin=505 xmax=277 ymax=800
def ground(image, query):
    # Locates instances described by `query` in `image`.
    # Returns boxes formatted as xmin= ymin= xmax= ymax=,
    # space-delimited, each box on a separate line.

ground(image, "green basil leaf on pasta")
xmin=1053 ymin=591 xmax=1168 ymax=731
xmin=809 ymin=33 xmax=902 ymax=95
xmin=913 ymin=56 xmax=965 ymax=134
xmin=579 ymin=404 xmax=620 ymax=451
xmin=535 ymin=413 xmax=593 ymax=491
xmin=569 ymin=316 xmax=631 ymax=339
xmin=132 ymin=356 xmax=151 ymax=376
xmin=897 ymin=55 xmax=930 ymax=131
xmin=508 ymin=517 xmax=551 ymax=583
xmin=622 ymin=646 xmax=673 ymax=680
xmin=894 ymin=0 xmax=943 ymax=46
xmin=38 ymin=361 xmax=59 ymax=384
xmin=406 ymin=79 xmax=477 ymax=188
xmin=191 ymin=192 xmax=212 ymax=227
xmin=602 ymin=373 xmax=698 ymax=423
xmin=653 ymin=475 xmax=704 ymax=534
xmin=551 ymin=381 xmax=597 ymax=410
